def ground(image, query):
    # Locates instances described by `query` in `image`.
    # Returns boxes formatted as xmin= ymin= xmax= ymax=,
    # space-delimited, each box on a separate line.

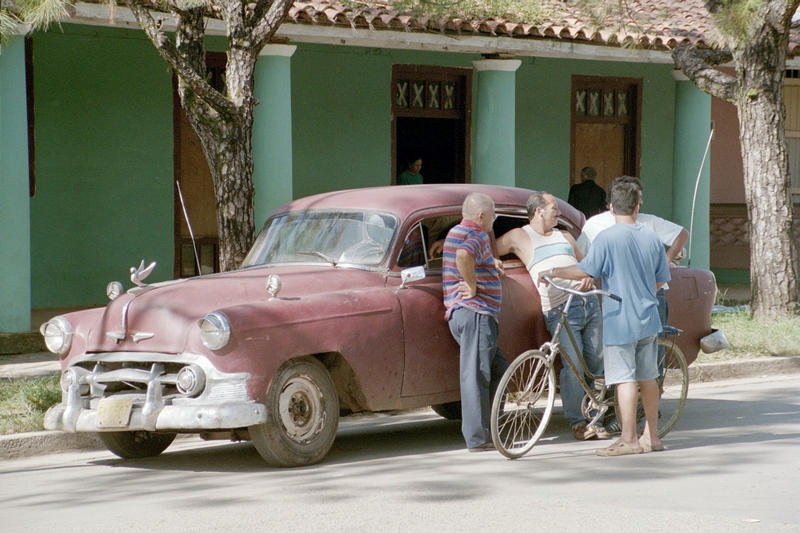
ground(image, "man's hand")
xmin=537 ymin=270 xmax=551 ymax=286
xmin=429 ymin=239 xmax=444 ymax=257
xmin=577 ymin=276 xmax=595 ymax=291
xmin=494 ymin=257 xmax=505 ymax=277
xmin=458 ymin=280 xmax=477 ymax=299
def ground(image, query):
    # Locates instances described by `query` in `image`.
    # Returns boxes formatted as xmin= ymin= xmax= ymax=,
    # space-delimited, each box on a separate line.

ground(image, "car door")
xmin=394 ymin=213 xmax=462 ymax=398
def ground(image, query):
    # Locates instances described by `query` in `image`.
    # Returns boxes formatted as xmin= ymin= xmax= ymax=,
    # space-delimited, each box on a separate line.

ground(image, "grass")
xmin=698 ymin=310 xmax=800 ymax=363
xmin=0 ymin=375 xmax=61 ymax=436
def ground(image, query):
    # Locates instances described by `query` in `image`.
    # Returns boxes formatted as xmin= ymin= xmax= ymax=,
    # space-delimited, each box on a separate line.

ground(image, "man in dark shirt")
xmin=568 ymin=166 xmax=607 ymax=218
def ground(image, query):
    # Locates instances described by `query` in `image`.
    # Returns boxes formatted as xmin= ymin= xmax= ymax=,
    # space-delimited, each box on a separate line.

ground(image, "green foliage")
xmin=0 ymin=10 xmax=19 ymax=44
xmin=345 ymin=0 xmax=549 ymax=23
xmin=710 ymin=0 xmax=763 ymax=41
xmin=0 ymin=375 xmax=61 ymax=435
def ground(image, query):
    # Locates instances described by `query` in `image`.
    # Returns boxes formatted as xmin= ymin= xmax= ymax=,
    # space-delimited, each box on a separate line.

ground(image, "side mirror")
xmin=400 ymin=266 xmax=426 ymax=289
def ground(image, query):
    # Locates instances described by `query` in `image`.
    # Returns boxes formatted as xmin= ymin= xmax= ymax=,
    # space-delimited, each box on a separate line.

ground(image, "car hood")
xmin=79 ymin=265 xmax=388 ymax=355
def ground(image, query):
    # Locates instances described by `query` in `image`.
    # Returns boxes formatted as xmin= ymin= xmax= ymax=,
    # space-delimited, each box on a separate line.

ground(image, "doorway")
xmin=392 ymin=65 xmax=471 ymax=184
xmin=172 ymin=53 xmax=226 ymax=278
xmin=570 ymin=76 xmax=641 ymax=193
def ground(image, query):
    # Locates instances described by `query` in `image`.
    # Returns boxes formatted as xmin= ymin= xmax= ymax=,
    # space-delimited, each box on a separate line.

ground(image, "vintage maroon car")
xmin=42 ymin=184 xmax=717 ymax=466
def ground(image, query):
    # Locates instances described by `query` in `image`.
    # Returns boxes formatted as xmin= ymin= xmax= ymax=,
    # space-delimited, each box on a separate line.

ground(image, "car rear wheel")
xmin=249 ymin=357 xmax=339 ymax=467
xmin=98 ymin=431 xmax=177 ymax=459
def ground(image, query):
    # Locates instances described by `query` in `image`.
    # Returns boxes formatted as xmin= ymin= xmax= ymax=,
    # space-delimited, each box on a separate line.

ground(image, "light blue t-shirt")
xmin=578 ymin=223 xmax=670 ymax=345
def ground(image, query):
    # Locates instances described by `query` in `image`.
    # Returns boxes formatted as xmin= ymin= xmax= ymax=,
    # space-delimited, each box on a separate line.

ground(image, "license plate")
xmin=97 ymin=398 xmax=133 ymax=428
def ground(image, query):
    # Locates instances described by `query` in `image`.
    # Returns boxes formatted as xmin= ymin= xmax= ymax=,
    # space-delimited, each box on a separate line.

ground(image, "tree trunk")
xmin=172 ymin=11 xmax=257 ymax=272
xmin=734 ymin=30 xmax=798 ymax=319
xmin=180 ymin=58 xmax=257 ymax=272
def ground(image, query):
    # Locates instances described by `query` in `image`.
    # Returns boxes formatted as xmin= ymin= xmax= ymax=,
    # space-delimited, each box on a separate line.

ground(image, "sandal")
xmin=639 ymin=439 xmax=666 ymax=453
xmin=595 ymin=439 xmax=643 ymax=457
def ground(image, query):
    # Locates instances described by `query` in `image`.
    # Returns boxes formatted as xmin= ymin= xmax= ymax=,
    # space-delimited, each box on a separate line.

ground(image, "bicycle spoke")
xmin=491 ymin=351 xmax=556 ymax=458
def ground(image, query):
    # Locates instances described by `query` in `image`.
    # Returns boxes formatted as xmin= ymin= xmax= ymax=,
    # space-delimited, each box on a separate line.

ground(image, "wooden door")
xmin=571 ymin=76 xmax=641 ymax=193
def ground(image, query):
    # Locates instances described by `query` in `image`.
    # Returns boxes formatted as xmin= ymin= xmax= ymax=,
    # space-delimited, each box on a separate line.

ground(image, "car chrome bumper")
xmin=44 ymin=400 xmax=267 ymax=433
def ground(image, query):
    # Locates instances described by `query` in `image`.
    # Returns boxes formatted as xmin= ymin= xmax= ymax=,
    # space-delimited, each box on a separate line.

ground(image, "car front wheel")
xmin=249 ymin=357 xmax=339 ymax=467
xmin=98 ymin=430 xmax=177 ymax=459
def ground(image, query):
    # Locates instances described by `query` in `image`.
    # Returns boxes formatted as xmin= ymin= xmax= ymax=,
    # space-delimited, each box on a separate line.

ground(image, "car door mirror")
xmin=400 ymin=266 xmax=426 ymax=289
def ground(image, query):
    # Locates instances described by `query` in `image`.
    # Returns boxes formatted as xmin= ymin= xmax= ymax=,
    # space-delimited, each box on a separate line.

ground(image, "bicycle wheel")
xmin=490 ymin=350 xmax=556 ymax=459
xmin=654 ymin=336 xmax=689 ymax=437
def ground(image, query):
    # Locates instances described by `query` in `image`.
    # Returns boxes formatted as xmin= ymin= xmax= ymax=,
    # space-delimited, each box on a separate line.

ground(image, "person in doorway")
xmin=496 ymin=191 xmax=610 ymax=441
xmin=442 ymin=192 xmax=508 ymax=452
xmin=540 ymin=177 xmax=670 ymax=456
xmin=568 ymin=166 xmax=606 ymax=218
xmin=398 ymin=157 xmax=424 ymax=185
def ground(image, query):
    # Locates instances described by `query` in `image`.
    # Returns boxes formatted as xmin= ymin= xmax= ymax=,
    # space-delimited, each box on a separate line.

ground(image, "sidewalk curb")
xmin=689 ymin=355 xmax=800 ymax=382
xmin=0 ymin=431 xmax=104 ymax=459
xmin=2 ymin=356 xmax=799 ymax=461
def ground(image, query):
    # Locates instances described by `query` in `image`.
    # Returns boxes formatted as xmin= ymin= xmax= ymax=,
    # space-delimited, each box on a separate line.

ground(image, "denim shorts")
xmin=603 ymin=334 xmax=658 ymax=385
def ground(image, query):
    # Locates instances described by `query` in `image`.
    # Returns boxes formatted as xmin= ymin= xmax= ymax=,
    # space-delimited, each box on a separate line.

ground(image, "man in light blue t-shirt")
xmin=539 ymin=177 xmax=670 ymax=457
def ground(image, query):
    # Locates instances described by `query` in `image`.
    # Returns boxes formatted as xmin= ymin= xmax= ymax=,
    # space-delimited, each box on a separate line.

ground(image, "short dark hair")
xmin=608 ymin=178 xmax=641 ymax=215
xmin=526 ymin=191 xmax=549 ymax=220
xmin=608 ymin=175 xmax=642 ymax=192
xmin=581 ymin=166 xmax=597 ymax=180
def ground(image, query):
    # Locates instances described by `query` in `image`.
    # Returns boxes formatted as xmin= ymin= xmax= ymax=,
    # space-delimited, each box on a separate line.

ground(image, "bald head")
xmin=462 ymin=192 xmax=494 ymax=218
xmin=462 ymin=192 xmax=496 ymax=232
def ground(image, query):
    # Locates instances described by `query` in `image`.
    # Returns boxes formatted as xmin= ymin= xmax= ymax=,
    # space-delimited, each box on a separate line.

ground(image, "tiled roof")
xmin=285 ymin=0 xmax=724 ymax=51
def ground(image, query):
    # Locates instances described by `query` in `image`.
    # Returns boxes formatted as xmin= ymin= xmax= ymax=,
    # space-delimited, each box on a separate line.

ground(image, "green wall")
xmin=0 ymin=36 xmax=32 ymax=332
xmin=289 ymin=46 xmax=680 ymax=220
xmin=289 ymin=45 xmax=479 ymax=199
xmin=514 ymin=57 xmax=678 ymax=219
xmin=30 ymin=25 xmax=174 ymax=308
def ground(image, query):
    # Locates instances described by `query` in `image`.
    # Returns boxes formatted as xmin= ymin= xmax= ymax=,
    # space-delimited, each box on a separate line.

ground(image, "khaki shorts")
xmin=603 ymin=334 xmax=659 ymax=385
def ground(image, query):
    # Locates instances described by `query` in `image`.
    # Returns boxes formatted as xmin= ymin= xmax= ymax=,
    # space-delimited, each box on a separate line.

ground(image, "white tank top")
xmin=522 ymin=225 xmax=583 ymax=311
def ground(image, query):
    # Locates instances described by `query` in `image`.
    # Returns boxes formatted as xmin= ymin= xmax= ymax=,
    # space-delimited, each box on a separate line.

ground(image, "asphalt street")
xmin=1 ymin=374 xmax=799 ymax=533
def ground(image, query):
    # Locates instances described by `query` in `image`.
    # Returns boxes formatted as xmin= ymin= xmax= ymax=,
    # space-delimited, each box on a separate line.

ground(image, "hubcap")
xmin=278 ymin=375 xmax=325 ymax=443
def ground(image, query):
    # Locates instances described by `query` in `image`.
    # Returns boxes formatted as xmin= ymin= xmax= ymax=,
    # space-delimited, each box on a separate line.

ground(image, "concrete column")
xmin=253 ymin=44 xmax=296 ymax=229
xmin=0 ymin=32 xmax=32 ymax=333
xmin=672 ymin=70 xmax=711 ymax=270
xmin=471 ymin=58 xmax=521 ymax=186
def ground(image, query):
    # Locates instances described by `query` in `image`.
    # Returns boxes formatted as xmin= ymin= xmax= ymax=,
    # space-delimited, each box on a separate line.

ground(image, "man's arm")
xmin=666 ymin=228 xmax=689 ymax=264
xmin=537 ymin=264 xmax=588 ymax=285
xmin=496 ymin=227 xmax=531 ymax=265
xmin=564 ymin=232 xmax=585 ymax=262
xmin=455 ymin=248 xmax=478 ymax=298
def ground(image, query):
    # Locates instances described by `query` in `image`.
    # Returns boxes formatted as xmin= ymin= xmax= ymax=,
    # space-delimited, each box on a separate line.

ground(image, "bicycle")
xmin=489 ymin=277 xmax=689 ymax=459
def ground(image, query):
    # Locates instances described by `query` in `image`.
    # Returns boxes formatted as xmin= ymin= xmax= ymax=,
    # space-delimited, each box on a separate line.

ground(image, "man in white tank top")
xmin=496 ymin=192 xmax=610 ymax=441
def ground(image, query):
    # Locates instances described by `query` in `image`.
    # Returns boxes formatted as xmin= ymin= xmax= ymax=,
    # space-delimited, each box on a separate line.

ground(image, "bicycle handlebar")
xmin=542 ymin=275 xmax=622 ymax=303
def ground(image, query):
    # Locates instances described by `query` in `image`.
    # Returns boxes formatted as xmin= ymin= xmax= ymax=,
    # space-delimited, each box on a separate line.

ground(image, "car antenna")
xmin=686 ymin=124 xmax=714 ymax=267
xmin=176 ymin=180 xmax=202 ymax=276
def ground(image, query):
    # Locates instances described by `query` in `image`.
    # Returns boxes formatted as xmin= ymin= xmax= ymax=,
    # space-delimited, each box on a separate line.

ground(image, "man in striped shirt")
xmin=443 ymin=192 xmax=508 ymax=452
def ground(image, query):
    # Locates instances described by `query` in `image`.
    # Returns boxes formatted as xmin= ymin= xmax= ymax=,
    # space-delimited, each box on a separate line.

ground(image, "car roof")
xmin=273 ymin=184 xmax=532 ymax=219
xmin=270 ymin=184 xmax=585 ymax=231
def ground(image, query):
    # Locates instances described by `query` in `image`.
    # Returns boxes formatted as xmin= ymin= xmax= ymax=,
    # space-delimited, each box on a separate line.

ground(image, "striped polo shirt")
xmin=442 ymin=218 xmax=502 ymax=321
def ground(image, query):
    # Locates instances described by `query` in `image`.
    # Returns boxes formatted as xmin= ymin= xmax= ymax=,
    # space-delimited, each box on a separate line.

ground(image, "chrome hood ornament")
xmin=131 ymin=260 xmax=157 ymax=287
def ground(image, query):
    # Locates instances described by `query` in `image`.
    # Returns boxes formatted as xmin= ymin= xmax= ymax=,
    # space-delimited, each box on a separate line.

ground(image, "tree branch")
xmin=672 ymin=44 xmax=738 ymax=102
xmin=127 ymin=0 xmax=235 ymax=115
xmin=251 ymin=0 xmax=293 ymax=52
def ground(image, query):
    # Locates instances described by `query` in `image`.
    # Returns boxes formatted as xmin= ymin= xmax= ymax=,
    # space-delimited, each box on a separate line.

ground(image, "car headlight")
xmin=198 ymin=312 xmax=231 ymax=351
xmin=39 ymin=317 xmax=73 ymax=356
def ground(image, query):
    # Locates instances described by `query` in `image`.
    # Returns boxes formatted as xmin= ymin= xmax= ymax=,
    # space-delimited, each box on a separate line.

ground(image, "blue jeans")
xmin=544 ymin=295 xmax=603 ymax=427
xmin=448 ymin=307 xmax=509 ymax=448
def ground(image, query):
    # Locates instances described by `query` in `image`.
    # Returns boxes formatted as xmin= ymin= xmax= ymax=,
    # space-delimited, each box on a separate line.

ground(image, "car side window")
xmin=397 ymin=223 xmax=427 ymax=268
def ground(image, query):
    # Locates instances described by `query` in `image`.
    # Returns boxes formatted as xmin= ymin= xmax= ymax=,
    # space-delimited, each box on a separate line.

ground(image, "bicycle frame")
xmin=539 ymin=276 xmax=621 ymax=429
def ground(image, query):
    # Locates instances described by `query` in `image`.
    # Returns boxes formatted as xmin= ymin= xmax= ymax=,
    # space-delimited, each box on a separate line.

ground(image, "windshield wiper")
xmin=297 ymin=251 xmax=337 ymax=267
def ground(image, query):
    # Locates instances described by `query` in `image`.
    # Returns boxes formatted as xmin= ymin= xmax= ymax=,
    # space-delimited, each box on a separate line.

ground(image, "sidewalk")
xmin=2 ymin=351 xmax=800 ymax=460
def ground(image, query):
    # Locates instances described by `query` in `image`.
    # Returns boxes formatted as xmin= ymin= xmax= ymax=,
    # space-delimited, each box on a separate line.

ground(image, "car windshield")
xmin=242 ymin=210 xmax=398 ymax=267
